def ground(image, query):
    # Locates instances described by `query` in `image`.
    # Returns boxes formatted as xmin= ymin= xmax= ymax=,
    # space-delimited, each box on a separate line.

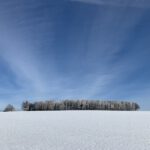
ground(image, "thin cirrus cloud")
xmin=0 ymin=0 xmax=150 ymax=109
xmin=71 ymin=0 xmax=150 ymax=8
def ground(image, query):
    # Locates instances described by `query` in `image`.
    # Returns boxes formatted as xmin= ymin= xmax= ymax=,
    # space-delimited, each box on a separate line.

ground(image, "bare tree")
xmin=3 ymin=104 xmax=15 ymax=112
xmin=22 ymin=101 xmax=30 ymax=111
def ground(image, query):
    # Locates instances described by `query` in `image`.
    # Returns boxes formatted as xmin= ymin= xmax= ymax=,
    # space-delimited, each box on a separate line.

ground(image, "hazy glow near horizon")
xmin=0 ymin=0 xmax=150 ymax=109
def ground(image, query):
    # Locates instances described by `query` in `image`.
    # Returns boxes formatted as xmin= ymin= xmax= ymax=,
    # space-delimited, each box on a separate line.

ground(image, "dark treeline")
xmin=22 ymin=100 xmax=140 ymax=111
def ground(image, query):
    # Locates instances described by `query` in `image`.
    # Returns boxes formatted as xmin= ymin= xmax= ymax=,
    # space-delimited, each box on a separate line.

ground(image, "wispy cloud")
xmin=0 ymin=0 xmax=150 ymax=109
xmin=71 ymin=0 xmax=150 ymax=8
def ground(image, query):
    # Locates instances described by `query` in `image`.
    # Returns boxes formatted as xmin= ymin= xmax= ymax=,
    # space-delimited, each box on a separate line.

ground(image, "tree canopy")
xmin=22 ymin=100 xmax=140 ymax=111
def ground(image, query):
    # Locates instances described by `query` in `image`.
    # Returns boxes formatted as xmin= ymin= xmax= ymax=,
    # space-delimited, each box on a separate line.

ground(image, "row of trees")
xmin=22 ymin=100 xmax=140 ymax=111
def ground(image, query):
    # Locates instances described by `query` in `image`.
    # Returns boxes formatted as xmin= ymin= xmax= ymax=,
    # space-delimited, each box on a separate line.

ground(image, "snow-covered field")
xmin=0 ymin=111 xmax=150 ymax=150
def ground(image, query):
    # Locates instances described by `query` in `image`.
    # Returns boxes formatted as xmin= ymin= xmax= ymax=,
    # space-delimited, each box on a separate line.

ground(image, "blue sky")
xmin=0 ymin=0 xmax=150 ymax=110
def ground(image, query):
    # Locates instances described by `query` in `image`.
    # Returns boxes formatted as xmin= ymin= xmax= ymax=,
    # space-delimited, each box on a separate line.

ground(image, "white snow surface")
xmin=0 ymin=111 xmax=150 ymax=150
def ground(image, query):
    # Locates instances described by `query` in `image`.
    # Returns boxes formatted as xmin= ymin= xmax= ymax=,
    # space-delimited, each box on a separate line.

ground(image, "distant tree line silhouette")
xmin=3 ymin=104 xmax=16 ymax=112
xmin=22 ymin=100 xmax=140 ymax=111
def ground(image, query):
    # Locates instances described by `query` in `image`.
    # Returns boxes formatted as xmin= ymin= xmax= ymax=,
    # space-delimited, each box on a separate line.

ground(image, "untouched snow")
xmin=0 ymin=111 xmax=150 ymax=150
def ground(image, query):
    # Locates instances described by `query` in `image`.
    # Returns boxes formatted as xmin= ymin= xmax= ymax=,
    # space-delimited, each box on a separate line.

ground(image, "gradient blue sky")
xmin=0 ymin=0 xmax=150 ymax=110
